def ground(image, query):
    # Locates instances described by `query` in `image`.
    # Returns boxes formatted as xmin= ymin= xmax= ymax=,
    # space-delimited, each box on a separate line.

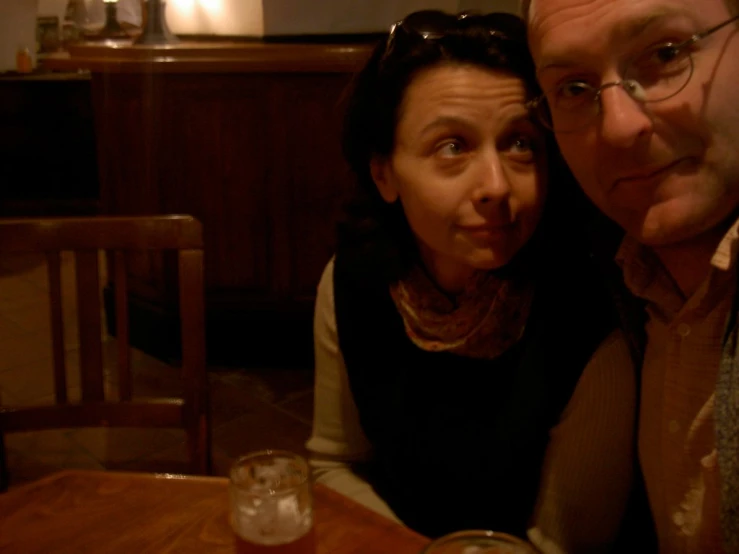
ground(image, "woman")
xmin=307 ymin=11 xmax=636 ymax=553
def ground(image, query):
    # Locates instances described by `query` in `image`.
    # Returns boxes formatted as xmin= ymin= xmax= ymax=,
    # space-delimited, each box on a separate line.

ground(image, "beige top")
xmin=307 ymin=257 xmax=637 ymax=554
xmin=617 ymin=218 xmax=739 ymax=554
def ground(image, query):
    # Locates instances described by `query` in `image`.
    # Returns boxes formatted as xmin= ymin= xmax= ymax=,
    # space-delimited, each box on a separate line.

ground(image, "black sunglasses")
xmin=382 ymin=10 xmax=526 ymax=61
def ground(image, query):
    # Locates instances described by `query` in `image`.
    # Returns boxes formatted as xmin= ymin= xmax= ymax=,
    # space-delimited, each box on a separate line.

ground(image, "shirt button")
xmin=673 ymin=511 xmax=686 ymax=528
xmin=669 ymin=420 xmax=680 ymax=434
xmin=676 ymin=323 xmax=691 ymax=337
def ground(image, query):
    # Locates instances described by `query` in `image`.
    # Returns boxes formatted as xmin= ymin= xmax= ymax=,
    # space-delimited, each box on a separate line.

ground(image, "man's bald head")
xmin=522 ymin=0 xmax=739 ymax=21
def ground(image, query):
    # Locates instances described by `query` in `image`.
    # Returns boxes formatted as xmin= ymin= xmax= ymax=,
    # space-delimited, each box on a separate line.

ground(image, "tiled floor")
xmin=0 ymin=252 xmax=315 ymax=489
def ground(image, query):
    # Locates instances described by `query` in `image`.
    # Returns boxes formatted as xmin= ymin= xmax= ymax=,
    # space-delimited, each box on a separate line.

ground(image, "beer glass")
xmin=229 ymin=450 xmax=315 ymax=554
xmin=420 ymin=530 xmax=538 ymax=554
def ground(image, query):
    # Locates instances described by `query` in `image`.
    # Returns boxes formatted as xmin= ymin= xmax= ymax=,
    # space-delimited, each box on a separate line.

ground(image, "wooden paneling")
xmin=72 ymin=42 xmax=373 ymax=366
xmin=268 ymin=74 xmax=353 ymax=298
xmin=0 ymin=74 xmax=100 ymax=215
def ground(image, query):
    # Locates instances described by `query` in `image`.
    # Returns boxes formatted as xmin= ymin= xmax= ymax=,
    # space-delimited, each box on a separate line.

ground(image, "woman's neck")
xmin=418 ymin=247 xmax=477 ymax=297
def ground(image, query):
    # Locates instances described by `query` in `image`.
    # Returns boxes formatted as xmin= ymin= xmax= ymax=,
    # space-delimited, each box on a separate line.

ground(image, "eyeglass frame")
xmin=527 ymin=13 xmax=739 ymax=133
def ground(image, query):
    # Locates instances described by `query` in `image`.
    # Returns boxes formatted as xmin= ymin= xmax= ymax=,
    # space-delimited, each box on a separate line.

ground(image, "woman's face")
xmin=372 ymin=63 xmax=548 ymax=293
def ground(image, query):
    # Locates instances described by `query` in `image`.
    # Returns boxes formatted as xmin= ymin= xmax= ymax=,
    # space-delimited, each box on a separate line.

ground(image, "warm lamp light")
xmin=135 ymin=0 xmax=180 ymax=45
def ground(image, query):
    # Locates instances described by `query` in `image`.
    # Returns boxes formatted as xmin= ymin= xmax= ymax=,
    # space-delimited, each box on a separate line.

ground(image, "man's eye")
xmin=639 ymin=42 xmax=684 ymax=66
xmin=557 ymin=80 xmax=594 ymax=99
xmin=630 ymin=42 xmax=691 ymax=75
xmin=438 ymin=140 xmax=464 ymax=157
xmin=653 ymin=44 xmax=681 ymax=63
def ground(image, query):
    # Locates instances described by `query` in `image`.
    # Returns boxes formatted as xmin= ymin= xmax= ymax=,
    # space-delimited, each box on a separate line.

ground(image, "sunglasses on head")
xmin=382 ymin=10 xmax=526 ymax=61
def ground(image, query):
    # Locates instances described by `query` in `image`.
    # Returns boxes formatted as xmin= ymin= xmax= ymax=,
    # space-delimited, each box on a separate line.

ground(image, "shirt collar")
xmin=615 ymin=216 xmax=739 ymax=317
xmin=711 ymin=217 xmax=739 ymax=271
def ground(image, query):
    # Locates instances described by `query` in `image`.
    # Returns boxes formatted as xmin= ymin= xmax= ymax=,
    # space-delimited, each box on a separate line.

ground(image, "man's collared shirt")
xmin=616 ymin=218 xmax=739 ymax=553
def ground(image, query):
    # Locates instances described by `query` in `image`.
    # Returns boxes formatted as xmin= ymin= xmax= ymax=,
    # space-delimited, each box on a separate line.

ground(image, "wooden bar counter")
xmin=44 ymin=40 xmax=374 ymax=366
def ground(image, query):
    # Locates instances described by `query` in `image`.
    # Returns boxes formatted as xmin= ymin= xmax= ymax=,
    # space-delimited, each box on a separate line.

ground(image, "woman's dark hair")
xmin=337 ymin=11 xmax=559 ymax=283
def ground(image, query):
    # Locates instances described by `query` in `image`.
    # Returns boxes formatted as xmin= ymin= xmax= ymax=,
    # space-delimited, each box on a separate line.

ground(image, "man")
xmin=523 ymin=0 xmax=739 ymax=552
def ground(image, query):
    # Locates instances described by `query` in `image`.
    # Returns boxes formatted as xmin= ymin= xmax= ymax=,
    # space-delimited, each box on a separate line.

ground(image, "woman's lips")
xmin=458 ymin=222 xmax=515 ymax=238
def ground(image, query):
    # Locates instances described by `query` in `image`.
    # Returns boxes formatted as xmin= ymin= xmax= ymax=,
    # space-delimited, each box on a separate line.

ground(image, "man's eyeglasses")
xmin=382 ymin=10 xmax=526 ymax=63
xmin=528 ymin=14 xmax=739 ymax=133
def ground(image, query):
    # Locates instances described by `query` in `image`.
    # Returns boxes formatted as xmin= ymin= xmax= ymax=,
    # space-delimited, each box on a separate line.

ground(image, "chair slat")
xmin=46 ymin=251 xmax=67 ymax=404
xmin=179 ymin=249 xmax=210 ymax=474
xmin=0 ymin=435 xmax=7 ymax=492
xmin=0 ymin=215 xmax=210 ymax=486
xmin=114 ymin=251 xmax=132 ymax=401
xmin=0 ymin=400 xmax=184 ymax=432
xmin=0 ymin=216 xmax=202 ymax=252
xmin=75 ymin=251 xmax=104 ymax=403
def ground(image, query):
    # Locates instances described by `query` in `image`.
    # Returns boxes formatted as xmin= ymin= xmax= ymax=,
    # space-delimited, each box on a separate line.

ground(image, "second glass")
xmin=420 ymin=530 xmax=538 ymax=554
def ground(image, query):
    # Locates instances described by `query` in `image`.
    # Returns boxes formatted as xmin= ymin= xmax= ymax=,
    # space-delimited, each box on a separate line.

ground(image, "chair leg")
xmin=0 ymin=433 xmax=9 ymax=493
xmin=186 ymin=419 xmax=211 ymax=476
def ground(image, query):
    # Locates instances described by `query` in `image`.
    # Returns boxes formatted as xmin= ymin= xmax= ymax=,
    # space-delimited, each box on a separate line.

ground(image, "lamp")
xmin=98 ymin=0 xmax=129 ymax=38
xmin=135 ymin=0 xmax=179 ymax=45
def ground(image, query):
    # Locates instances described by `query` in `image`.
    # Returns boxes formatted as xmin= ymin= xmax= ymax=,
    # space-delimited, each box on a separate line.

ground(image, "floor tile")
xmin=68 ymin=427 xmax=185 ymax=465
xmin=0 ymin=332 xmax=53 ymax=374
xmin=208 ymin=377 xmax=259 ymax=426
xmin=0 ymin=274 xmax=46 ymax=303
xmin=5 ymin=444 xmax=104 ymax=490
xmin=0 ymin=355 xmax=65 ymax=404
xmin=0 ymin=297 xmax=51 ymax=334
xmin=212 ymin=398 xmax=311 ymax=459
xmin=4 ymin=429 xmax=105 ymax=488
xmin=0 ymin=313 xmax=30 ymax=344
xmin=0 ymin=344 xmax=118 ymax=405
xmin=0 ymin=384 xmax=20 ymax=407
xmin=0 ymin=253 xmax=46 ymax=276
xmin=278 ymin=390 xmax=314 ymax=425
xmin=212 ymin=366 xmax=314 ymax=405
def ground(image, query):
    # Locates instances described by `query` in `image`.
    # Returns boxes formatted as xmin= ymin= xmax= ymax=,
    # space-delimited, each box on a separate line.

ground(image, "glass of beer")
xmin=420 ymin=530 xmax=538 ymax=554
xmin=229 ymin=450 xmax=315 ymax=554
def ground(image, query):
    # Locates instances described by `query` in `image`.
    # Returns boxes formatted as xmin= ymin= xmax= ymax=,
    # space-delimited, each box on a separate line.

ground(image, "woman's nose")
xmin=473 ymin=152 xmax=511 ymax=204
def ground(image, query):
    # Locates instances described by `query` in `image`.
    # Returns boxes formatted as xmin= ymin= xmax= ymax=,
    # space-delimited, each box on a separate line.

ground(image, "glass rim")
xmin=229 ymin=449 xmax=311 ymax=496
xmin=420 ymin=529 xmax=536 ymax=553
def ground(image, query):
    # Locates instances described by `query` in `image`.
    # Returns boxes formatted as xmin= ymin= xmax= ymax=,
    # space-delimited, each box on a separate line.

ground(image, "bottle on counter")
xmin=16 ymin=47 xmax=33 ymax=73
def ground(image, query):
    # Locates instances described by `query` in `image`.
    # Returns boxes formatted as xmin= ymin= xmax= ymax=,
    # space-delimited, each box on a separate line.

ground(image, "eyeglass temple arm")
xmin=693 ymin=13 xmax=739 ymax=42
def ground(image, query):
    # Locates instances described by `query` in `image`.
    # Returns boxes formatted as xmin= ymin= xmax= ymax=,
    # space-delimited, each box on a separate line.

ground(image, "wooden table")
xmin=0 ymin=470 xmax=429 ymax=553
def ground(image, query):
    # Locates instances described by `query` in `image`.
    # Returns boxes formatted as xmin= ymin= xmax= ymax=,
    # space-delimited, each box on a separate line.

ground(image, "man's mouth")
xmin=610 ymin=158 xmax=691 ymax=191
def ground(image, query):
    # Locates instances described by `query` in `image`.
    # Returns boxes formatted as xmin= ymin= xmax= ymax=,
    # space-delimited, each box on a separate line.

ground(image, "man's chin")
xmin=631 ymin=213 xmax=716 ymax=247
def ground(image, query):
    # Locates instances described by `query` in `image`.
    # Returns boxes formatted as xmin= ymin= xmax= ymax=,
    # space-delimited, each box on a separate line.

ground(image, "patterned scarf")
xmin=389 ymin=264 xmax=535 ymax=360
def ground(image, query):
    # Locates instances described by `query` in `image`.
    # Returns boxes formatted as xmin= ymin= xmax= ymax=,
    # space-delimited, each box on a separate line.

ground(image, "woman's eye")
xmin=504 ymin=134 xmax=538 ymax=162
xmin=511 ymin=136 xmax=534 ymax=152
xmin=437 ymin=140 xmax=464 ymax=157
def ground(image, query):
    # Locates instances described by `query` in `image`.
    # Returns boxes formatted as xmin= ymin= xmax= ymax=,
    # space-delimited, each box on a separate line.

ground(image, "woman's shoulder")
xmin=317 ymin=256 xmax=336 ymax=293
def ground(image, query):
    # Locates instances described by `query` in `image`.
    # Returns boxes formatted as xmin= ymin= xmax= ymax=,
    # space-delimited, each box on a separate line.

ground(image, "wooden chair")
xmin=0 ymin=215 xmax=210 ymax=491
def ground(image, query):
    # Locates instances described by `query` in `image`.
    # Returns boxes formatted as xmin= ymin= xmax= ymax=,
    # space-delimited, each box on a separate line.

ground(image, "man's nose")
xmin=598 ymin=82 xmax=654 ymax=148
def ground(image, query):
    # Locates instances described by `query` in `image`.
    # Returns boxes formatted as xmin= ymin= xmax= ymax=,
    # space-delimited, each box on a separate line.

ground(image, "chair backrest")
xmin=0 ymin=215 xmax=209 ymax=488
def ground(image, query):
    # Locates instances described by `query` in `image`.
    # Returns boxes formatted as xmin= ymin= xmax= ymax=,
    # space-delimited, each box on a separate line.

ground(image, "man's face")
xmin=528 ymin=0 xmax=739 ymax=246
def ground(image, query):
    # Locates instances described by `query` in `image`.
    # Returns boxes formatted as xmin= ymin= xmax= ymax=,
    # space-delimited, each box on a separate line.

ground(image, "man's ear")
xmin=370 ymin=156 xmax=399 ymax=203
